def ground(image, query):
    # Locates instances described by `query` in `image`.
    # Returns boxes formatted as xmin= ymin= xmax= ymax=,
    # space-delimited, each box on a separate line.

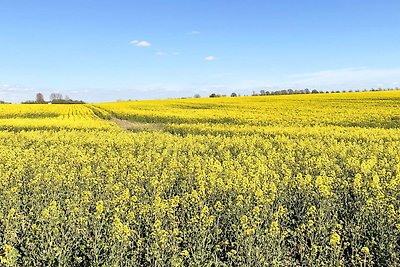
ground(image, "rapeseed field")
xmin=0 ymin=91 xmax=399 ymax=266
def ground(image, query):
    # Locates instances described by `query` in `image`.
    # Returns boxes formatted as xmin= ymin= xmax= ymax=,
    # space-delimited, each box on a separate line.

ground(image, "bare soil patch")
xmin=111 ymin=117 xmax=163 ymax=132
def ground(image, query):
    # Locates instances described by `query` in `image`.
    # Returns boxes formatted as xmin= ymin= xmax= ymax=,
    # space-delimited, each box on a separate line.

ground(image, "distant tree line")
xmin=253 ymin=88 xmax=320 ymax=96
xmin=207 ymin=87 xmax=400 ymax=98
xmin=209 ymin=93 xmax=226 ymax=98
xmin=21 ymin=93 xmax=85 ymax=104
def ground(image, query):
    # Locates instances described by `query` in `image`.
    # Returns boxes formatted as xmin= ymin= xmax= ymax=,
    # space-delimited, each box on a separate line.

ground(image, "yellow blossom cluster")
xmin=0 ymin=104 xmax=114 ymax=130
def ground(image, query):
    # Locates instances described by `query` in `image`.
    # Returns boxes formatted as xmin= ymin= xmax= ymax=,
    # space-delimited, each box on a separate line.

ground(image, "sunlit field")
xmin=1 ymin=91 xmax=399 ymax=266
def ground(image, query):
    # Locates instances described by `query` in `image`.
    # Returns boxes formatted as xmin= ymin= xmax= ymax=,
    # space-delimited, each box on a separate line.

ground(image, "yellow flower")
xmin=201 ymin=206 xmax=209 ymax=217
xmin=353 ymin=173 xmax=362 ymax=190
xmin=361 ymin=247 xmax=370 ymax=255
xmin=255 ymin=188 xmax=263 ymax=198
xmin=214 ymin=201 xmax=223 ymax=212
xmin=113 ymin=217 xmax=131 ymax=241
xmin=240 ymin=215 xmax=249 ymax=225
xmin=180 ymin=250 xmax=190 ymax=257
xmin=270 ymin=221 xmax=280 ymax=236
xmin=307 ymin=205 xmax=317 ymax=216
xmin=246 ymin=228 xmax=255 ymax=236
xmin=330 ymin=232 xmax=341 ymax=246
xmin=0 ymin=245 xmax=19 ymax=265
xmin=95 ymin=200 xmax=104 ymax=219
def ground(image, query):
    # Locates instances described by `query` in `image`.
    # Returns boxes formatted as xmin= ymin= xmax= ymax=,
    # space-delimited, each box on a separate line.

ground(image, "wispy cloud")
xmin=0 ymin=83 xmax=38 ymax=103
xmin=0 ymin=84 xmax=34 ymax=93
xmin=170 ymin=67 xmax=400 ymax=98
xmin=130 ymin=40 xmax=151 ymax=47
xmin=204 ymin=56 xmax=216 ymax=61
xmin=284 ymin=67 xmax=400 ymax=89
xmin=187 ymin=30 xmax=200 ymax=35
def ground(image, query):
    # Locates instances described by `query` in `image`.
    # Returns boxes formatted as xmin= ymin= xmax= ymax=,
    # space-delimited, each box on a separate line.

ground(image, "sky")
xmin=1 ymin=0 xmax=400 ymax=103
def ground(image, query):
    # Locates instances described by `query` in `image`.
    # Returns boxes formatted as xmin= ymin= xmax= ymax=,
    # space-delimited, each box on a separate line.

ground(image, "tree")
xmin=50 ymin=93 xmax=63 ymax=102
xmin=193 ymin=94 xmax=201 ymax=98
xmin=36 ymin=93 xmax=45 ymax=104
xmin=231 ymin=92 xmax=237 ymax=97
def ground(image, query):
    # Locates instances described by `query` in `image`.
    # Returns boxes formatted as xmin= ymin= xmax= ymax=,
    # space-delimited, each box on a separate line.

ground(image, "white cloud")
xmin=187 ymin=30 xmax=200 ymax=35
xmin=130 ymin=40 xmax=151 ymax=47
xmin=156 ymin=51 xmax=167 ymax=56
xmin=204 ymin=56 xmax=216 ymax=61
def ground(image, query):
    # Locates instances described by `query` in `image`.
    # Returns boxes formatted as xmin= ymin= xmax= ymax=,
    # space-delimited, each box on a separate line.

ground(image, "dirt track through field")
xmin=111 ymin=117 xmax=163 ymax=132
xmin=110 ymin=117 xmax=135 ymax=130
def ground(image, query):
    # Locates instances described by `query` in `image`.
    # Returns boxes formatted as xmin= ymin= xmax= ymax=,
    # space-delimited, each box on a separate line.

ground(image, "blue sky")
xmin=1 ymin=0 xmax=400 ymax=102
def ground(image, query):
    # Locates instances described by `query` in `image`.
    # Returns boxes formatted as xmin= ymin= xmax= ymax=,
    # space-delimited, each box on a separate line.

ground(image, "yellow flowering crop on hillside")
xmin=0 ymin=104 xmax=114 ymax=130
xmin=0 ymin=91 xmax=399 ymax=266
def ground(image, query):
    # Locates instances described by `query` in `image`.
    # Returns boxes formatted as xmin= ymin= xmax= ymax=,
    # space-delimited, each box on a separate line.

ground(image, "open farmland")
xmin=1 ymin=91 xmax=400 ymax=266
